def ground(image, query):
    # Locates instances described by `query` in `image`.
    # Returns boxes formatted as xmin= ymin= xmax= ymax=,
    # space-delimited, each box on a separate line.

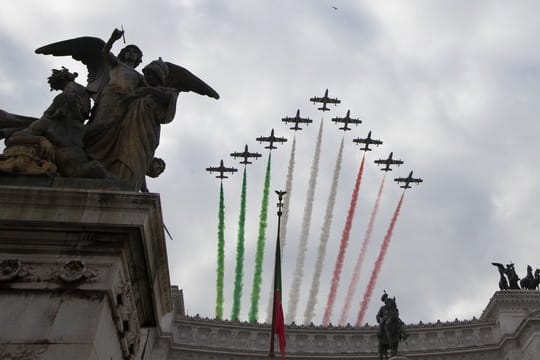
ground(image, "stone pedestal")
xmin=0 ymin=182 xmax=172 ymax=360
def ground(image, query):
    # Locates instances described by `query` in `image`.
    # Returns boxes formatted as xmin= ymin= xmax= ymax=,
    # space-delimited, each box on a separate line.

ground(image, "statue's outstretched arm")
xmin=102 ymin=28 xmax=124 ymax=67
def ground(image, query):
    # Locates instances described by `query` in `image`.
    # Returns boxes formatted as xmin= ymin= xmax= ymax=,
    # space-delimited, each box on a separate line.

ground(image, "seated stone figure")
xmin=0 ymin=68 xmax=109 ymax=178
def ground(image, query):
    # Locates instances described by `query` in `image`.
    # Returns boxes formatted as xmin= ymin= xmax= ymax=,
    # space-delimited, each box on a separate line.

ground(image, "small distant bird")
xmin=332 ymin=6 xmax=338 ymax=10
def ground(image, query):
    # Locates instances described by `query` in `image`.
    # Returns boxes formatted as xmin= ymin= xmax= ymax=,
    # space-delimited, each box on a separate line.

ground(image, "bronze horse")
xmin=378 ymin=298 xmax=405 ymax=360
xmin=520 ymin=266 xmax=540 ymax=290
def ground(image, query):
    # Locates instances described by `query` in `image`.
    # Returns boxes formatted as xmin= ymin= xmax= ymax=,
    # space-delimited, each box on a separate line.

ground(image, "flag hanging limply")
xmin=271 ymin=190 xmax=287 ymax=358
xmin=272 ymin=237 xmax=286 ymax=357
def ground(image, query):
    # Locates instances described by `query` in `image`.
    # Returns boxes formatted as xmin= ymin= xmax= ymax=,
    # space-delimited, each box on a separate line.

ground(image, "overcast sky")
xmin=2 ymin=1 xmax=540 ymax=327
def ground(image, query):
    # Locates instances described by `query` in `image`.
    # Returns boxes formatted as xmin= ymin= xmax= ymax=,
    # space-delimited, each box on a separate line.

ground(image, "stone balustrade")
xmin=154 ymin=289 xmax=540 ymax=359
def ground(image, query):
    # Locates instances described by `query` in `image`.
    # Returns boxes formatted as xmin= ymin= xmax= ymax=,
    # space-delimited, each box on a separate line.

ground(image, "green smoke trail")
xmin=216 ymin=182 xmax=225 ymax=319
xmin=249 ymin=153 xmax=272 ymax=323
xmin=231 ymin=168 xmax=247 ymax=321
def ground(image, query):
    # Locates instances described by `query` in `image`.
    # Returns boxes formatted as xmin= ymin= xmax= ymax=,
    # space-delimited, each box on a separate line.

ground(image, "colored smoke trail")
xmin=231 ymin=168 xmax=247 ymax=321
xmin=280 ymin=136 xmax=296 ymax=251
xmin=248 ymin=154 xmax=272 ymax=323
xmin=322 ymin=154 xmax=366 ymax=326
xmin=287 ymin=120 xmax=324 ymax=323
xmin=339 ymin=175 xmax=386 ymax=325
xmin=216 ymin=182 xmax=225 ymax=319
xmin=266 ymin=136 xmax=297 ymax=323
xmin=356 ymin=192 xmax=405 ymax=327
xmin=303 ymin=138 xmax=344 ymax=325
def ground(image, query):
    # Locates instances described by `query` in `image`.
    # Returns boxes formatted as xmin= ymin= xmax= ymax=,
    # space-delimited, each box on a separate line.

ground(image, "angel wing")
xmin=491 ymin=262 xmax=506 ymax=276
xmin=35 ymin=37 xmax=109 ymax=96
xmin=165 ymin=62 xmax=219 ymax=99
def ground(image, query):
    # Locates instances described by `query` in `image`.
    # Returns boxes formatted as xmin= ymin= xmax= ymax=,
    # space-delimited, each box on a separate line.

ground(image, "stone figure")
xmin=0 ymin=68 xmax=109 ymax=178
xmin=86 ymin=58 xmax=180 ymax=189
xmin=34 ymin=28 xmax=220 ymax=190
xmin=492 ymin=262 xmax=521 ymax=290
xmin=376 ymin=291 xmax=408 ymax=360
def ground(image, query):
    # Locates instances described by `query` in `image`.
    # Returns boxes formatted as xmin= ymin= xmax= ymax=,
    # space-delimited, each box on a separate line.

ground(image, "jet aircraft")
xmin=310 ymin=89 xmax=341 ymax=111
xmin=374 ymin=152 xmax=404 ymax=171
xmin=230 ymin=145 xmax=262 ymax=165
xmin=282 ymin=109 xmax=313 ymax=131
xmin=394 ymin=171 xmax=423 ymax=189
xmin=256 ymin=129 xmax=287 ymax=150
xmin=352 ymin=131 xmax=383 ymax=151
xmin=331 ymin=110 xmax=362 ymax=131
xmin=206 ymin=160 xmax=238 ymax=179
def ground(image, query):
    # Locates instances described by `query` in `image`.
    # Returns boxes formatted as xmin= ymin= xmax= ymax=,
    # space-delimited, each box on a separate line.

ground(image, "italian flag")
xmin=271 ymin=234 xmax=286 ymax=357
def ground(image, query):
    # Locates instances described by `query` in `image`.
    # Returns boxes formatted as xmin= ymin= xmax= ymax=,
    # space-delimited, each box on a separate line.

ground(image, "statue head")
xmin=381 ymin=291 xmax=388 ymax=303
xmin=48 ymin=67 xmax=78 ymax=91
xmin=143 ymin=58 xmax=169 ymax=86
xmin=118 ymin=44 xmax=143 ymax=68
xmin=146 ymin=157 xmax=166 ymax=178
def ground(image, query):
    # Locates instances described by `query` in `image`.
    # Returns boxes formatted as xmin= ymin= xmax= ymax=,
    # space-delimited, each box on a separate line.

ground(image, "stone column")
xmin=0 ymin=182 xmax=172 ymax=360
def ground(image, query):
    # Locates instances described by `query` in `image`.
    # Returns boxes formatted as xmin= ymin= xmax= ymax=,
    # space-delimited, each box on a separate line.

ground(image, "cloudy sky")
xmin=1 ymin=1 xmax=540 ymax=327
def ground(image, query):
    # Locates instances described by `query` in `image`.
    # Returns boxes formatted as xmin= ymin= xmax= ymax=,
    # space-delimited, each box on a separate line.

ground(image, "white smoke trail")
xmin=280 ymin=136 xmax=296 ymax=251
xmin=286 ymin=120 xmax=324 ymax=323
xmin=303 ymin=137 xmax=344 ymax=325
xmin=266 ymin=136 xmax=297 ymax=323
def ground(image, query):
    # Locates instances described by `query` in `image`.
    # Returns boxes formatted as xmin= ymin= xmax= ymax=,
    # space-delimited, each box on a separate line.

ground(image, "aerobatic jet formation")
xmin=230 ymin=145 xmax=262 ymax=165
xmin=282 ymin=109 xmax=313 ymax=131
xmin=352 ymin=131 xmax=383 ymax=151
xmin=394 ymin=171 xmax=423 ymax=189
xmin=256 ymin=129 xmax=288 ymax=150
xmin=331 ymin=110 xmax=362 ymax=131
xmin=310 ymin=89 xmax=341 ymax=111
xmin=374 ymin=152 xmax=404 ymax=172
xmin=206 ymin=160 xmax=238 ymax=179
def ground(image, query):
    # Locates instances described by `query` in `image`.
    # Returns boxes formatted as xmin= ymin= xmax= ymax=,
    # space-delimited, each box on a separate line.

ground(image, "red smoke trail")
xmin=322 ymin=154 xmax=365 ymax=326
xmin=339 ymin=175 xmax=386 ymax=325
xmin=356 ymin=192 xmax=405 ymax=327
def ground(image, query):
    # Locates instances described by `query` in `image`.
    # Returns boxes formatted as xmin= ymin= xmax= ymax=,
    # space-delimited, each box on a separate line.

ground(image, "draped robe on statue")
xmin=85 ymin=82 xmax=178 ymax=190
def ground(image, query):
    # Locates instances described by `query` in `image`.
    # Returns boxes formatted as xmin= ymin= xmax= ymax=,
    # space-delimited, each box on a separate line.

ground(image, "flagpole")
xmin=270 ymin=190 xmax=286 ymax=358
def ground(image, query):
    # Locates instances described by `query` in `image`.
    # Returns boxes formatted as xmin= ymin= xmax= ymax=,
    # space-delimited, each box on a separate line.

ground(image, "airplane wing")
xmin=309 ymin=96 xmax=323 ymax=103
xmin=326 ymin=97 xmax=341 ymax=104
xmin=353 ymin=138 xmax=366 ymax=144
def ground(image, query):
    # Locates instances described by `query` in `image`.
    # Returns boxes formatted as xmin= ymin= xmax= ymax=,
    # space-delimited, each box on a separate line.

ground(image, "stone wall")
xmin=0 ymin=183 xmax=172 ymax=360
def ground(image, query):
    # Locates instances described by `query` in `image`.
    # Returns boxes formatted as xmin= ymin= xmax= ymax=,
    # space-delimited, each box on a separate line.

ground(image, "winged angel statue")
xmin=0 ymin=28 xmax=219 ymax=191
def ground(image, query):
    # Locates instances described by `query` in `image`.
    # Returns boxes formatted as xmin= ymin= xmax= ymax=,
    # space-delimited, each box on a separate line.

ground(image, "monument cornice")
xmin=480 ymin=290 xmax=540 ymax=321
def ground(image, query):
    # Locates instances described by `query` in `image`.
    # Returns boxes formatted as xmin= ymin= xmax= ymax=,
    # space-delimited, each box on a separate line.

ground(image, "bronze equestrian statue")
xmin=376 ymin=291 xmax=408 ymax=360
